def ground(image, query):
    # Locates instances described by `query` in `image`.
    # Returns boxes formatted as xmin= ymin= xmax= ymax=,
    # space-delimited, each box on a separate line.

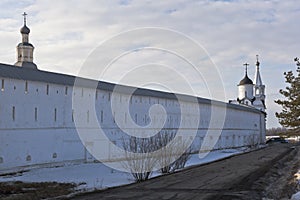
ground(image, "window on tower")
xmin=256 ymin=88 xmax=259 ymax=95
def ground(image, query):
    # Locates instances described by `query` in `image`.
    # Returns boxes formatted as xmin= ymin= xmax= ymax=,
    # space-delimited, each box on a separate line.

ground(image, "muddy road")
xmin=71 ymin=144 xmax=300 ymax=200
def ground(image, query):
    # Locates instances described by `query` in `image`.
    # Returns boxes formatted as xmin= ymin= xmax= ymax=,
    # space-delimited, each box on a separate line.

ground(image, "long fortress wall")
xmin=0 ymin=64 xmax=266 ymax=173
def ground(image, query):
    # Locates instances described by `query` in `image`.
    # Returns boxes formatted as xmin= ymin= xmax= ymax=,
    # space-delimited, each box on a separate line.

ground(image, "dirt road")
xmin=71 ymin=144 xmax=300 ymax=200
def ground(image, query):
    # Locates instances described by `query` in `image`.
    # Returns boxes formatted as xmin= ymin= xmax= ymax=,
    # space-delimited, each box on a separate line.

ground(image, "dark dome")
xmin=239 ymin=74 xmax=253 ymax=85
xmin=20 ymin=25 xmax=30 ymax=34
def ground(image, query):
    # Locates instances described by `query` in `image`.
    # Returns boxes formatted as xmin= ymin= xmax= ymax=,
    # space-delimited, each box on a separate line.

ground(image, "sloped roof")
xmin=0 ymin=62 xmax=262 ymax=113
xmin=254 ymin=68 xmax=263 ymax=86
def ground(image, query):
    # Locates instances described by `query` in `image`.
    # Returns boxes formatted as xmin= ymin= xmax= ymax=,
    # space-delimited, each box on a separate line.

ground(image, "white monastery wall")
xmin=0 ymin=76 xmax=266 ymax=173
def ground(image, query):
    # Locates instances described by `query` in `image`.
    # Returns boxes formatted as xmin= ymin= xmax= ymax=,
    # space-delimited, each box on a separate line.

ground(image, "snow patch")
xmin=291 ymin=192 xmax=300 ymax=200
xmin=0 ymin=148 xmax=247 ymax=192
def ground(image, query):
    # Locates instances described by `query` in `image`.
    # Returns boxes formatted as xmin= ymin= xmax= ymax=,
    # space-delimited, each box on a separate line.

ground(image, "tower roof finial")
xmin=256 ymin=54 xmax=260 ymax=67
xmin=22 ymin=12 xmax=27 ymax=26
xmin=243 ymin=62 xmax=249 ymax=75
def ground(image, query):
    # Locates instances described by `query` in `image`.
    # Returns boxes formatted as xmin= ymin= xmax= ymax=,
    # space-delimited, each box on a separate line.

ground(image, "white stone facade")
xmin=0 ymin=69 xmax=266 ymax=173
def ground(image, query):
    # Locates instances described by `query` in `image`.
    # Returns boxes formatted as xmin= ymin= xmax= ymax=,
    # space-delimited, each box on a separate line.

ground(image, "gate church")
xmin=0 ymin=14 xmax=266 ymax=172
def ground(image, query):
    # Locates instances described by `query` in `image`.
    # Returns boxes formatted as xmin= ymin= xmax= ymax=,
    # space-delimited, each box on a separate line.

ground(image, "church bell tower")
xmin=253 ymin=55 xmax=266 ymax=111
xmin=14 ymin=12 xmax=37 ymax=69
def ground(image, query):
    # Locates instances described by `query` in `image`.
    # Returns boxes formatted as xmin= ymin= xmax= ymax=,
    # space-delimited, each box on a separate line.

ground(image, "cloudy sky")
xmin=0 ymin=0 xmax=299 ymax=128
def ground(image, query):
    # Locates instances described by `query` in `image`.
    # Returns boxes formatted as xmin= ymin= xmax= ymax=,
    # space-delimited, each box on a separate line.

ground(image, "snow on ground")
xmin=292 ymin=170 xmax=300 ymax=200
xmin=0 ymin=148 xmax=247 ymax=192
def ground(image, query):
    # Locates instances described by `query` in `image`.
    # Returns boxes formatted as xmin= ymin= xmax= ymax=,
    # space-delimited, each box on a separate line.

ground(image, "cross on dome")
xmin=22 ymin=12 xmax=27 ymax=25
xmin=243 ymin=62 xmax=249 ymax=75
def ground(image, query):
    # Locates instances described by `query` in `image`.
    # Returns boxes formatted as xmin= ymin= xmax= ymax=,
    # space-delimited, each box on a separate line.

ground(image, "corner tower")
xmin=14 ymin=12 xmax=37 ymax=70
xmin=237 ymin=63 xmax=254 ymax=105
xmin=253 ymin=55 xmax=266 ymax=111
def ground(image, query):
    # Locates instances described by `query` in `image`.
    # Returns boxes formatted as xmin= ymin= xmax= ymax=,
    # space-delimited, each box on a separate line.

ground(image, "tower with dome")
xmin=14 ymin=12 xmax=37 ymax=69
xmin=235 ymin=56 xmax=266 ymax=112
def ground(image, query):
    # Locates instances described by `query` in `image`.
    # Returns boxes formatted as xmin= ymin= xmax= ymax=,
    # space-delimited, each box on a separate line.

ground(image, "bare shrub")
xmin=247 ymin=134 xmax=260 ymax=149
xmin=170 ymin=147 xmax=192 ymax=172
xmin=122 ymin=137 xmax=157 ymax=182
xmin=122 ymin=131 xmax=193 ymax=182
xmin=156 ymin=132 xmax=192 ymax=174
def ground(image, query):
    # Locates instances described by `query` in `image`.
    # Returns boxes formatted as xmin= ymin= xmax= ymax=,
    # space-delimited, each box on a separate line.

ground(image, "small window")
xmin=125 ymin=113 xmax=127 ymax=123
xmin=72 ymin=109 xmax=74 ymax=122
xmin=34 ymin=107 xmax=38 ymax=121
xmin=1 ymin=79 xmax=4 ymax=91
xmin=135 ymin=114 xmax=137 ymax=123
xmin=65 ymin=86 xmax=68 ymax=95
xmin=108 ymin=93 xmax=111 ymax=101
xmin=100 ymin=110 xmax=103 ymax=123
xmin=52 ymin=153 xmax=57 ymax=159
xmin=46 ymin=84 xmax=49 ymax=95
xmin=26 ymin=155 xmax=31 ymax=161
xmin=25 ymin=81 xmax=28 ymax=93
xmin=54 ymin=108 xmax=57 ymax=122
xmin=12 ymin=106 xmax=15 ymax=121
xmin=256 ymin=88 xmax=259 ymax=95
